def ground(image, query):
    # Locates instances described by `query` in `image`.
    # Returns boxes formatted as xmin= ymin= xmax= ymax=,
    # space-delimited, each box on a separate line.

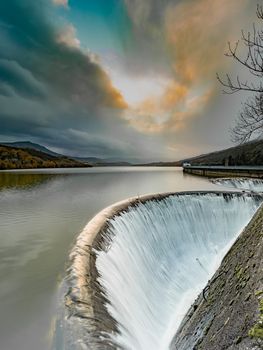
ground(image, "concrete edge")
xmin=73 ymin=190 xmax=262 ymax=249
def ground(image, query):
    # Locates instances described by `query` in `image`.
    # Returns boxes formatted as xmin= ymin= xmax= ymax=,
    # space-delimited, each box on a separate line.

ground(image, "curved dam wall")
xmin=62 ymin=192 xmax=262 ymax=350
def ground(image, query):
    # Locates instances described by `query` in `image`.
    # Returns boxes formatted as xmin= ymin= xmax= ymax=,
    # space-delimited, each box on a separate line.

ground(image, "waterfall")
xmin=62 ymin=192 xmax=262 ymax=350
xmin=95 ymin=193 xmax=261 ymax=350
xmin=212 ymin=178 xmax=263 ymax=192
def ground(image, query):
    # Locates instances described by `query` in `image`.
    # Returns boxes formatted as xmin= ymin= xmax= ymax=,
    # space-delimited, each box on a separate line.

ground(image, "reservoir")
xmin=0 ymin=167 xmax=258 ymax=350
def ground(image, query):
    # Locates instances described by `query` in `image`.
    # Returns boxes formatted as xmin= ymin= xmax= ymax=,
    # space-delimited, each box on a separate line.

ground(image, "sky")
xmin=0 ymin=0 xmax=258 ymax=162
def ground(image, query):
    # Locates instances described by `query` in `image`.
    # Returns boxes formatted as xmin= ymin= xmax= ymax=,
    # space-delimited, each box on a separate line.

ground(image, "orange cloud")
xmin=165 ymin=88 xmax=216 ymax=132
xmin=55 ymin=26 xmax=127 ymax=110
xmin=124 ymin=82 xmax=187 ymax=133
xmin=125 ymin=0 xmax=251 ymax=136
xmin=165 ymin=0 xmax=250 ymax=85
xmin=128 ymin=86 xmax=214 ymax=134
xmin=107 ymin=85 xmax=128 ymax=109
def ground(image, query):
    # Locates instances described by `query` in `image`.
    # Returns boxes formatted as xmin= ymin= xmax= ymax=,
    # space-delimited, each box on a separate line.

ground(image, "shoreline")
xmin=183 ymin=165 xmax=263 ymax=179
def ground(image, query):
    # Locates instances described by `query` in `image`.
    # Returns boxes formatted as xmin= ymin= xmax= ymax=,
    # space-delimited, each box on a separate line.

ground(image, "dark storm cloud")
xmin=0 ymin=0 xmax=125 ymax=109
xmin=0 ymin=59 xmax=47 ymax=99
xmin=0 ymin=0 xmax=139 ymax=159
xmin=1 ymin=0 xmax=256 ymax=161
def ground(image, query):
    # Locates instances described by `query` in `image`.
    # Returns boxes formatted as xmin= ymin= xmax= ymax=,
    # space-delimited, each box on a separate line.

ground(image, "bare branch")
xmin=218 ymin=5 xmax=263 ymax=143
xmin=216 ymin=73 xmax=263 ymax=94
xmin=231 ymin=93 xmax=263 ymax=143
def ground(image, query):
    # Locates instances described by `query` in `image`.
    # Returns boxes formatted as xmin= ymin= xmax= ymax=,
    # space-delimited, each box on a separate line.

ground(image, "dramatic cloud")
xmin=0 ymin=0 xmax=258 ymax=160
xmin=116 ymin=0 xmax=255 ymax=156
xmin=0 ymin=0 xmax=149 ymax=160
xmin=0 ymin=59 xmax=47 ymax=99
xmin=0 ymin=1 xmax=126 ymax=108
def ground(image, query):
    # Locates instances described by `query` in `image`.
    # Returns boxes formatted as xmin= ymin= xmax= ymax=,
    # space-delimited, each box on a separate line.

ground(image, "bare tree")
xmin=231 ymin=93 xmax=263 ymax=143
xmin=217 ymin=5 xmax=263 ymax=143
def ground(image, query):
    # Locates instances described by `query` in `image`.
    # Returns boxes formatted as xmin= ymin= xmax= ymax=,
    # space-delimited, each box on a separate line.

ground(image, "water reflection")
xmin=0 ymin=172 xmax=57 ymax=191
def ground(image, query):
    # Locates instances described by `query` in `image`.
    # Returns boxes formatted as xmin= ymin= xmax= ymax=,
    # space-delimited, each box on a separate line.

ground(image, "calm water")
xmin=0 ymin=167 xmax=221 ymax=350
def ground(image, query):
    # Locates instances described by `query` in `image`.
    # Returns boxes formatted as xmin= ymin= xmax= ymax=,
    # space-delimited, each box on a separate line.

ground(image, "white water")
xmin=96 ymin=193 xmax=261 ymax=350
xmin=213 ymin=178 xmax=263 ymax=192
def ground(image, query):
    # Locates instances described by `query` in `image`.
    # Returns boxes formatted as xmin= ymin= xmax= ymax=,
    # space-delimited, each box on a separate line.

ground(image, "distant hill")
xmin=139 ymin=140 xmax=263 ymax=167
xmin=4 ymin=139 xmax=261 ymax=169
xmin=2 ymin=141 xmax=61 ymax=157
xmin=2 ymin=141 xmax=133 ymax=166
xmin=74 ymin=156 xmax=106 ymax=164
xmin=73 ymin=156 xmax=132 ymax=166
xmin=136 ymin=161 xmax=181 ymax=167
xmin=180 ymin=140 xmax=263 ymax=166
xmin=0 ymin=145 xmax=91 ymax=170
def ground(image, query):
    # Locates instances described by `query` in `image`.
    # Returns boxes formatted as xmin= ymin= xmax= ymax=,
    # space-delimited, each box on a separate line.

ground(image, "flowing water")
xmin=212 ymin=177 xmax=263 ymax=192
xmin=66 ymin=193 xmax=261 ymax=350
xmin=0 ymin=167 xmax=221 ymax=350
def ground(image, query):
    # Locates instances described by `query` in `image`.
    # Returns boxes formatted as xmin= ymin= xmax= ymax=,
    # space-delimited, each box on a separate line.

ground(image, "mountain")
xmin=180 ymin=139 xmax=263 ymax=166
xmin=0 ymin=145 xmax=91 ymax=170
xmin=139 ymin=140 xmax=263 ymax=167
xmin=73 ymin=156 xmax=132 ymax=166
xmin=73 ymin=156 xmax=106 ymax=164
xmin=2 ymin=141 xmax=133 ymax=166
xmin=136 ymin=161 xmax=181 ymax=167
xmin=2 ymin=141 xmax=61 ymax=157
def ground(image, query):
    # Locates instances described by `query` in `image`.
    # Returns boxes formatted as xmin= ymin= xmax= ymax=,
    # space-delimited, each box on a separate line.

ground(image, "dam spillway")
xmin=212 ymin=178 xmax=263 ymax=192
xmin=63 ymin=192 xmax=262 ymax=350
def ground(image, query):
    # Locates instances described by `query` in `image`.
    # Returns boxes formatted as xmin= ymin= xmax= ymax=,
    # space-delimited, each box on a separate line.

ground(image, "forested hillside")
xmin=0 ymin=145 xmax=91 ymax=169
xmin=183 ymin=140 xmax=263 ymax=166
